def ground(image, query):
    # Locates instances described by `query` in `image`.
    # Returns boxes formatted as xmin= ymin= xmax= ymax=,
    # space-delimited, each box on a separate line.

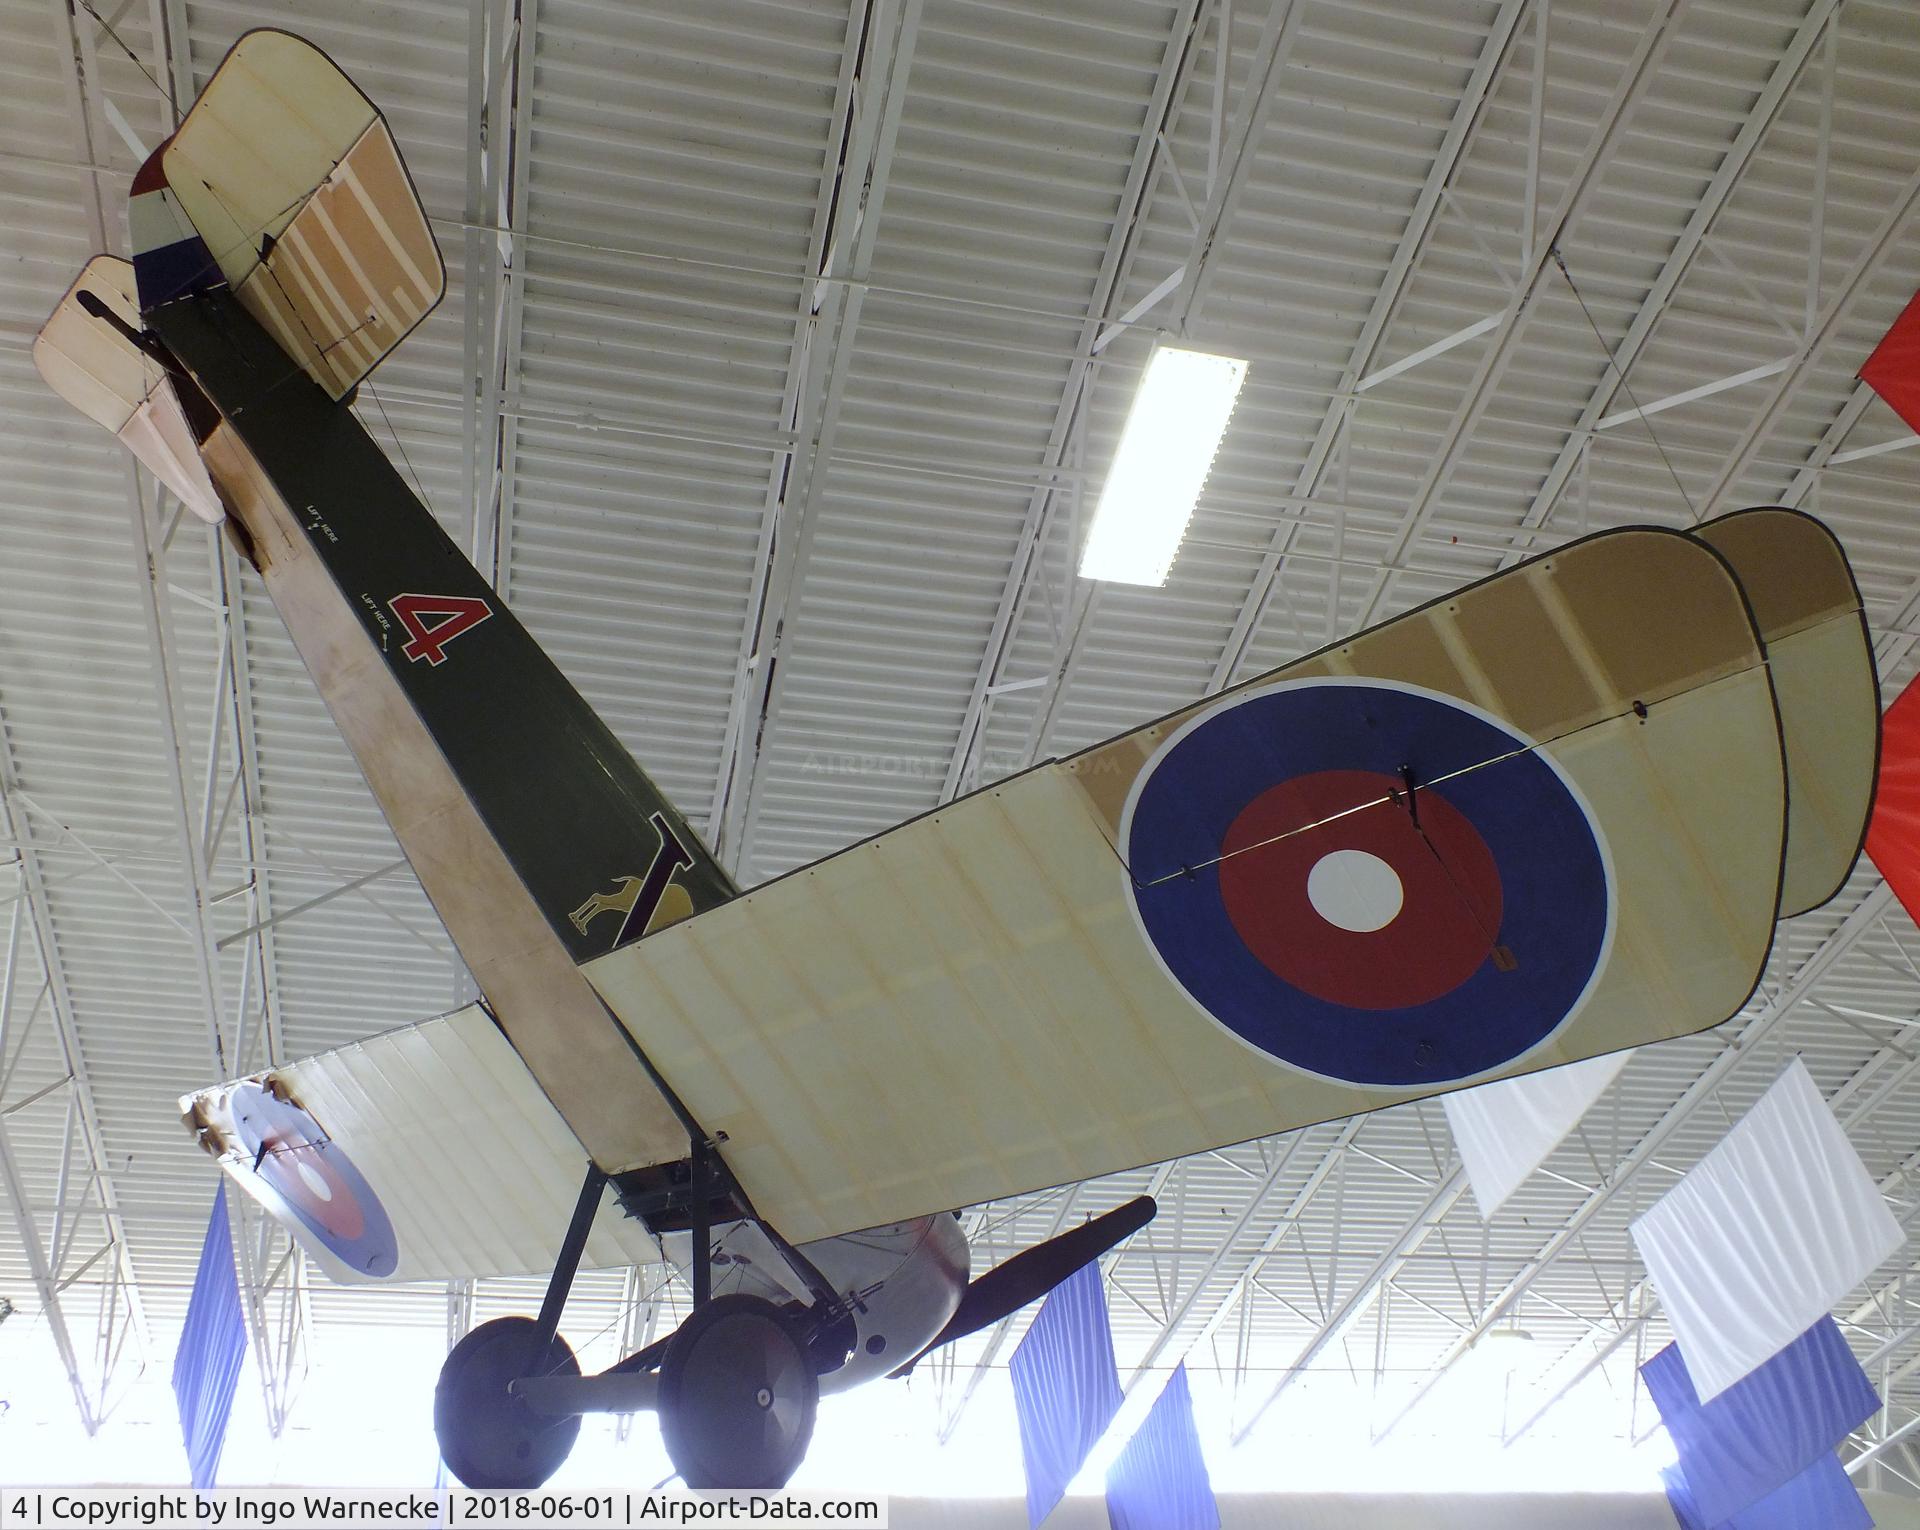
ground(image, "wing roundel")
xmin=183 ymin=1006 xmax=664 ymax=1284
xmin=1121 ymin=677 xmax=1614 ymax=1089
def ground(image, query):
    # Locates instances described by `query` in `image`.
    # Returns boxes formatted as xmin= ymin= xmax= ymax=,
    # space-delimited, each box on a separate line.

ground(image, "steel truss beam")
xmin=935 ymin=0 xmax=1211 ymax=804
xmin=1230 ymin=1162 xmax=1465 ymax=1443
xmin=45 ymin=0 xmax=314 ymax=1436
xmin=1694 ymin=155 xmax=1920 ymax=518
xmin=124 ymin=401 xmax=313 ymax=1438
xmin=1129 ymin=1120 xmax=1363 ymax=1397
xmin=1203 ymin=0 xmax=1529 ymax=692
xmin=1497 ymin=0 xmax=1842 ymax=555
xmin=1015 ymin=0 xmax=1532 ymax=760
xmin=1508 ymin=1088 xmax=1920 ymax=1450
xmin=713 ymin=0 xmax=927 ymax=875
xmin=0 ymin=774 xmax=151 ymax=1434
xmin=1338 ymin=0 xmax=1697 ymax=632
xmin=0 ymin=0 xmax=171 ymax=1439
xmin=463 ymin=0 xmax=537 ymax=600
xmin=709 ymin=0 xmax=877 ymax=864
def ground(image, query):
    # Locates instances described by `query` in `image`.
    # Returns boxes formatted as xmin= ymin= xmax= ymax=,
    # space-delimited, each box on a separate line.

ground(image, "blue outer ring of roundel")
xmin=1121 ymin=678 xmax=1614 ymax=1088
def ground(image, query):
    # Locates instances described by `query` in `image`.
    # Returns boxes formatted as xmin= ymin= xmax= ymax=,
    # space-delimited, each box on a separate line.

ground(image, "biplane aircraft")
xmin=34 ymin=30 xmax=1881 ymax=1492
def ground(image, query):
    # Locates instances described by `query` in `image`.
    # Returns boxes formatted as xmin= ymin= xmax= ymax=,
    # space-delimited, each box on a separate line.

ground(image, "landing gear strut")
xmin=433 ymin=1142 xmax=841 ymax=1491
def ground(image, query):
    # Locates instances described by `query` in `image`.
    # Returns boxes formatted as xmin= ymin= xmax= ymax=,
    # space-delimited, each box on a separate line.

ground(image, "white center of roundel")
xmin=296 ymin=1157 xmax=334 ymax=1203
xmin=1306 ymin=849 xmax=1404 ymax=933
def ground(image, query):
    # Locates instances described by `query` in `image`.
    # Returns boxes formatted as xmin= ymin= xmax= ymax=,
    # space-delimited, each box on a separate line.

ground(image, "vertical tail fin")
xmin=129 ymin=144 xmax=227 ymax=310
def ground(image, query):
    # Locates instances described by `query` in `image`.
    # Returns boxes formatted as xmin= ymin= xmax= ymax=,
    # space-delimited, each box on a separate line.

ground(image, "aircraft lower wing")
xmin=581 ymin=521 xmax=1872 ymax=1246
xmin=183 ymin=1006 xmax=661 ymax=1283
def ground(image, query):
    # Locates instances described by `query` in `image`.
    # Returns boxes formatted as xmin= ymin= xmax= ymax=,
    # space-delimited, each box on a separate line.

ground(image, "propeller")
xmin=890 ymin=1195 xmax=1157 ymax=1376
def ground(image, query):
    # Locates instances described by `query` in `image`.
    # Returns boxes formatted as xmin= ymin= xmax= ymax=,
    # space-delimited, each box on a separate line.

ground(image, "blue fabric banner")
xmin=1011 ymin=1260 xmax=1122 ymax=1528
xmin=1105 ymin=1364 xmax=1218 ymax=1530
xmin=173 ymin=1185 xmax=247 ymax=1489
xmin=1664 ymin=1452 xmax=1871 ymax=1530
xmin=1642 ymin=1316 xmax=1878 ymax=1528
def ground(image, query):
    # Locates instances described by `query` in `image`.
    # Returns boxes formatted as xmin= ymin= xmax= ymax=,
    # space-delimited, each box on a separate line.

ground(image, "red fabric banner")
xmin=1861 ymin=288 xmax=1920 ymax=434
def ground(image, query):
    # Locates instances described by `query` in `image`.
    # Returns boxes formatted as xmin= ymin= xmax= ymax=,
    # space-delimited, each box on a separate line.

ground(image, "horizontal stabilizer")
xmin=145 ymin=28 xmax=444 ymax=398
xmin=34 ymin=257 xmax=223 ymax=523
xmin=182 ymin=1005 xmax=661 ymax=1284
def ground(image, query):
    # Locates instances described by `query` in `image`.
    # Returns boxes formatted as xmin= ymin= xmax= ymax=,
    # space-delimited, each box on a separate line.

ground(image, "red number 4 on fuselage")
xmin=388 ymin=592 xmax=493 ymax=666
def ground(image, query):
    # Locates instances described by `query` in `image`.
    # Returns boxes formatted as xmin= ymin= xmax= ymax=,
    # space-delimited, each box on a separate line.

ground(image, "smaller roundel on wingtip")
xmin=229 ymin=1082 xmax=398 ymax=1277
xmin=1119 ymin=678 xmax=1614 ymax=1088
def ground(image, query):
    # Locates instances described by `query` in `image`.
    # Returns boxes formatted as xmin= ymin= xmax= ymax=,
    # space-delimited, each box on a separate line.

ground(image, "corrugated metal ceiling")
xmin=3 ymin=0 xmax=1920 ymax=1489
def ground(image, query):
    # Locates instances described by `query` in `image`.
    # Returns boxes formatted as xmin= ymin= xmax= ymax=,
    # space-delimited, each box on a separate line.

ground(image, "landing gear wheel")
xmin=435 ymin=1316 xmax=581 ymax=1489
xmin=659 ymin=1294 xmax=819 ymax=1489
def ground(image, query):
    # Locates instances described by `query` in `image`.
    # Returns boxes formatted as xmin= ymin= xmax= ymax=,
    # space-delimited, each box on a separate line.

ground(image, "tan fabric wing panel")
xmin=1694 ymin=508 xmax=1878 ymax=916
xmin=587 ymin=529 xmax=1789 ymax=1244
xmin=1070 ymin=528 xmax=1763 ymax=835
xmin=184 ymin=1006 xmax=661 ymax=1283
xmin=164 ymin=30 xmax=444 ymax=400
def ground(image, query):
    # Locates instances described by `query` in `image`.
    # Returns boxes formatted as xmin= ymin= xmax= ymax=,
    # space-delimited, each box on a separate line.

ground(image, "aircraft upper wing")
xmin=182 ymin=1005 xmax=661 ymax=1284
xmin=580 ymin=519 xmax=1875 ymax=1246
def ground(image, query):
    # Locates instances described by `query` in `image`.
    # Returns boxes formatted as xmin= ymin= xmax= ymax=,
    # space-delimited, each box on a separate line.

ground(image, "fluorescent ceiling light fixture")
xmin=1079 ymin=345 xmax=1248 ymax=586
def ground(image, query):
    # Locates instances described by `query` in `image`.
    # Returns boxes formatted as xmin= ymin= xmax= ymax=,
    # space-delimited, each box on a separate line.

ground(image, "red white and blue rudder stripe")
xmin=129 ymin=141 xmax=226 ymax=312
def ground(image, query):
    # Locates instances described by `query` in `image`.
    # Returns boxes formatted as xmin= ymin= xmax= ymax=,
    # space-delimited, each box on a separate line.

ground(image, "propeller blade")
xmin=891 ymin=1195 xmax=1156 ymax=1376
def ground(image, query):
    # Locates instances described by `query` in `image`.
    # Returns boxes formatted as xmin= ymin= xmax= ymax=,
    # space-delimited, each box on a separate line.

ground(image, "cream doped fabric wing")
xmin=1630 ymin=1058 xmax=1903 ymax=1400
xmin=1444 ymin=1052 xmax=1631 ymax=1218
xmin=586 ymin=528 xmax=1790 ymax=1243
xmin=182 ymin=1004 xmax=662 ymax=1283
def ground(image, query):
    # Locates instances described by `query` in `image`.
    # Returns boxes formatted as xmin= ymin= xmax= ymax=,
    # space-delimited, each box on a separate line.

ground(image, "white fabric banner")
xmin=1631 ymin=1057 xmax=1905 ymax=1401
xmin=1444 ymin=1052 xmax=1631 ymax=1218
